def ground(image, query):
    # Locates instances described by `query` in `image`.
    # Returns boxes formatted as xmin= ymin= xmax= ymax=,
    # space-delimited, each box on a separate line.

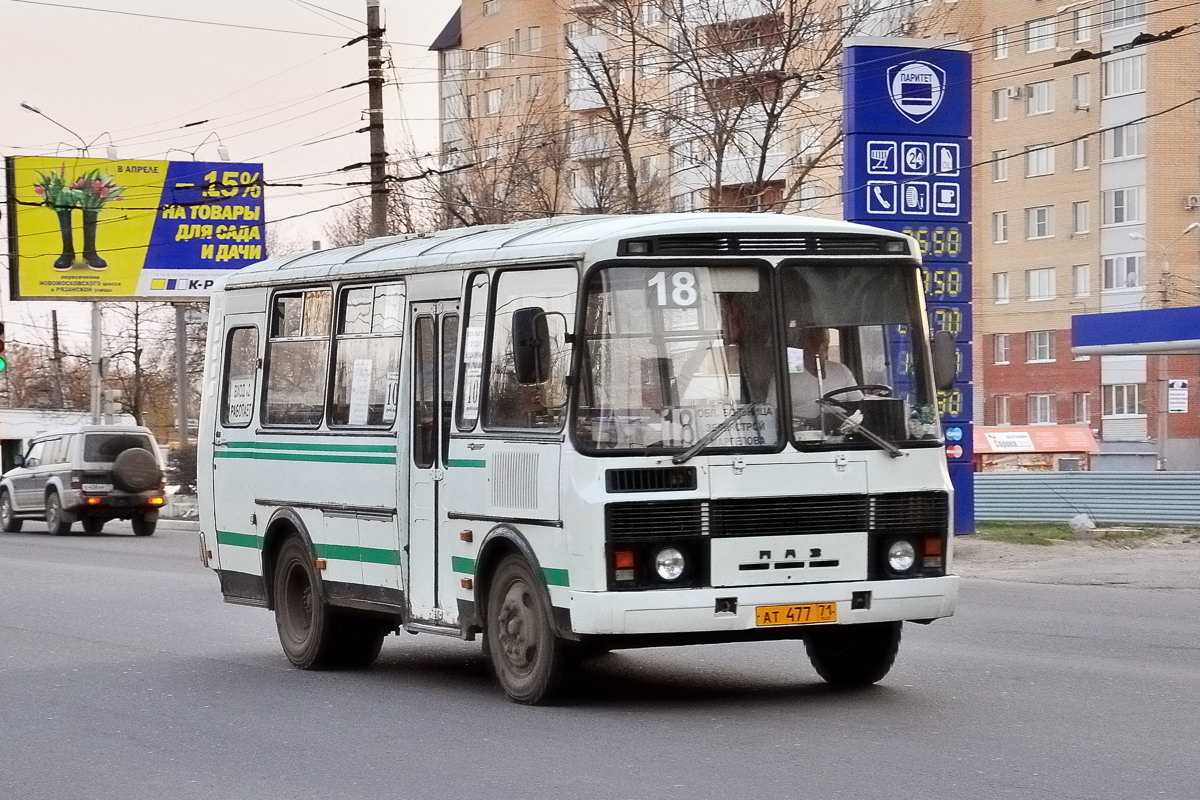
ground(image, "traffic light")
xmin=0 ymin=321 xmax=6 ymax=373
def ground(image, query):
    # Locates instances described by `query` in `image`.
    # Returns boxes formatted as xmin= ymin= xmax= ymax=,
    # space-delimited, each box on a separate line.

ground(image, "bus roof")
xmin=225 ymin=213 xmax=911 ymax=289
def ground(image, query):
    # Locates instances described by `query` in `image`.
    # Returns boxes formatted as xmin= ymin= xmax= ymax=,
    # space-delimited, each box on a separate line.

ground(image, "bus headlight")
xmin=886 ymin=539 xmax=917 ymax=573
xmin=654 ymin=547 xmax=686 ymax=581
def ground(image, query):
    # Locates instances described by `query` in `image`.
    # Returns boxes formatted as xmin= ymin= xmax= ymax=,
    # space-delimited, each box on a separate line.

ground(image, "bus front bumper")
xmin=566 ymin=575 xmax=959 ymax=636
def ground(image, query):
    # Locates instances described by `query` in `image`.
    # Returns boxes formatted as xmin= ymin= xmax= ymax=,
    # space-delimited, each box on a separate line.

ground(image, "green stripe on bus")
xmin=216 ymin=530 xmax=264 ymax=550
xmin=215 ymin=451 xmax=394 ymax=464
xmin=314 ymin=543 xmax=403 ymax=566
xmin=450 ymin=556 xmax=569 ymax=587
xmin=543 ymin=568 xmax=569 ymax=587
xmin=447 ymin=458 xmax=486 ymax=468
xmin=222 ymin=441 xmax=396 ymax=453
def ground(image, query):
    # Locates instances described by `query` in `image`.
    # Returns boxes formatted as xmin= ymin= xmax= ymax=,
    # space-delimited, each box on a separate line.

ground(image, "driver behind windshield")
xmin=789 ymin=326 xmax=862 ymax=428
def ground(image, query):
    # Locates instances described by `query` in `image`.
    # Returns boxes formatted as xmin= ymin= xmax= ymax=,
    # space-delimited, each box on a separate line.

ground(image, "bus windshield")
xmin=573 ymin=260 xmax=940 ymax=454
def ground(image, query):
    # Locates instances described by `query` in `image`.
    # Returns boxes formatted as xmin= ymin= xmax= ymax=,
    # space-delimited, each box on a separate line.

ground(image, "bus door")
xmin=406 ymin=301 xmax=460 ymax=625
xmin=211 ymin=316 xmax=262 ymax=574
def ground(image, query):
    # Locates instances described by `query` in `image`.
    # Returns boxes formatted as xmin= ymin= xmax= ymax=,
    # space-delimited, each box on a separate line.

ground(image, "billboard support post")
xmin=90 ymin=303 xmax=101 ymax=424
xmin=176 ymin=303 xmax=189 ymax=448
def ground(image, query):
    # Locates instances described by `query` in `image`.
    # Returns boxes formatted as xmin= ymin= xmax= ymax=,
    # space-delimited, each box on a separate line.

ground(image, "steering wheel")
xmin=820 ymin=384 xmax=893 ymax=409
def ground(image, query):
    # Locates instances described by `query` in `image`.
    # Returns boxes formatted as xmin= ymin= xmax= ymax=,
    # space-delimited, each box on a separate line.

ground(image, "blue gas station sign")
xmin=843 ymin=40 xmax=974 ymax=532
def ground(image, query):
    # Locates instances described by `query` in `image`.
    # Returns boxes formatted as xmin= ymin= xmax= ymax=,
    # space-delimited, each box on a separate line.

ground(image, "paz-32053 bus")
xmin=197 ymin=213 xmax=960 ymax=704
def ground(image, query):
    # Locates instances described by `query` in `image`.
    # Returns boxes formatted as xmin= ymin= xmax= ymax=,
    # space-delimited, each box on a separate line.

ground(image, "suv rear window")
xmin=83 ymin=434 xmax=155 ymax=463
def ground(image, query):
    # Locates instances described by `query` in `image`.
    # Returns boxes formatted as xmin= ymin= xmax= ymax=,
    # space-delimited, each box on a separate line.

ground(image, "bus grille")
xmin=618 ymin=232 xmax=899 ymax=257
xmin=605 ymin=492 xmax=947 ymax=540
xmin=606 ymin=467 xmax=697 ymax=493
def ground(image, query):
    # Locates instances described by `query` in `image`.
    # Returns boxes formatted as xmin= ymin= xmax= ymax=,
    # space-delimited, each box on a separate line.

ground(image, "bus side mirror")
xmin=513 ymin=306 xmax=551 ymax=385
xmin=931 ymin=330 xmax=957 ymax=392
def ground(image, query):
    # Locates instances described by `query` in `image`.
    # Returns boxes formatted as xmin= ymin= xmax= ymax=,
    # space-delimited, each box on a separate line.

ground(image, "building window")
xmin=1103 ymin=187 xmax=1143 ymax=225
xmin=1027 ymin=17 xmax=1056 ymax=52
xmin=1103 ymin=54 xmax=1144 ymax=97
xmin=639 ymin=1 xmax=662 ymax=27
xmin=482 ymin=0 xmax=497 ymax=15
xmin=996 ymin=394 xmax=1011 ymax=425
xmin=992 ymin=89 xmax=1009 ymax=121
xmin=993 ymin=27 xmax=1009 ymax=58
xmin=1074 ymin=392 xmax=1091 ymax=423
xmin=1073 ymin=264 xmax=1090 ymax=297
xmin=1102 ymin=0 xmax=1146 ymax=31
xmin=484 ymin=88 xmax=503 ymax=115
xmin=1026 ymin=144 xmax=1055 ymax=177
xmin=1103 ymin=383 xmax=1144 ymax=416
xmin=1103 ymin=253 xmax=1144 ymax=289
xmin=994 ymin=271 xmax=1010 ymax=304
xmin=527 ymin=25 xmax=543 ymax=51
xmin=1073 ymin=9 xmax=1092 ymax=43
xmin=993 ymin=211 xmax=1009 ymax=243
xmin=1027 ymin=267 xmax=1056 ymax=301
xmin=1073 ymin=201 xmax=1090 ymax=235
xmin=1027 ymin=206 xmax=1053 ymax=239
xmin=1074 ymin=138 xmax=1089 ymax=170
xmin=992 ymin=150 xmax=1009 ymax=182
xmin=1072 ymin=73 xmax=1090 ymax=108
xmin=1026 ymin=81 xmax=1054 ymax=115
xmin=1027 ymin=330 xmax=1054 ymax=362
xmin=1029 ymin=394 xmax=1056 ymax=424
xmin=1103 ymin=122 xmax=1145 ymax=160
xmin=994 ymin=333 xmax=1011 ymax=364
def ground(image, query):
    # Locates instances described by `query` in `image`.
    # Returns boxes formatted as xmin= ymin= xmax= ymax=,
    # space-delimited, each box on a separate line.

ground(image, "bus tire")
xmin=273 ymin=536 xmax=337 ymax=669
xmin=486 ymin=554 xmax=567 ymax=705
xmin=805 ymin=621 xmax=901 ymax=687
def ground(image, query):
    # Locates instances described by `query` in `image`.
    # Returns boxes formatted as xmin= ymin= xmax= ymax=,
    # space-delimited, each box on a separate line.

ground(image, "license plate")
xmin=82 ymin=484 xmax=112 ymax=493
xmin=755 ymin=602 xmax=837 ymax=627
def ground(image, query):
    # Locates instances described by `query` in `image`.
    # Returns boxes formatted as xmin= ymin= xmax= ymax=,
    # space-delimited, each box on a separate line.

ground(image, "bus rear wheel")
xmin=486 ymin=554 xmax=566 ymax=705
xmin=805 ymin=621 xmax=902 ymax=687
xmin=273 ymin=537 xmax=338 ymax=669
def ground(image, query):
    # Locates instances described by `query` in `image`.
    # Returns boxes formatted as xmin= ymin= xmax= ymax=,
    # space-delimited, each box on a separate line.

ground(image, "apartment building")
xmin=972 ymin=0 xmax=1200 ymax=468
xmin=430 ymin=0 xmax=1200 ymax=468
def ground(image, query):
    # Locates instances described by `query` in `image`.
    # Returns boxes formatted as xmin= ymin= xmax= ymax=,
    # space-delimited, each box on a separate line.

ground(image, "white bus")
xmin=198 ymin=213 xmax=960 ymax=704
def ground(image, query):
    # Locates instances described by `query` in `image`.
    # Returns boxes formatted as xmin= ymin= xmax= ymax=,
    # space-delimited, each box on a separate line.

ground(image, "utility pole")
xmin=50 ymin=310 xmax=65 ymax=408
xmin=366 ymin=0 xmax=388 ymax=237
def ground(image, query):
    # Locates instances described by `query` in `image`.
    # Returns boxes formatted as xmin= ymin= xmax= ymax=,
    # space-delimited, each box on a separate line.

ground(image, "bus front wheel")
xmin=805 ymin=621 xmax=901 ymax=687
xmin=485 ymin=554 xmax=567 ymax=705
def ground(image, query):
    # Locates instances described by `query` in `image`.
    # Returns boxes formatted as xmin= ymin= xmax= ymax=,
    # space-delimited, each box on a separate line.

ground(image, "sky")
xmin=1 ymin=0 xmax=459 ymax=350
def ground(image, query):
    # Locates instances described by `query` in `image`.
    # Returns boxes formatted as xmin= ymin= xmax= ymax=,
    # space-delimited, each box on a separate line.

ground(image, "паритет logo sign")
xmin=887 ymin=60 xmax=946 ymax=124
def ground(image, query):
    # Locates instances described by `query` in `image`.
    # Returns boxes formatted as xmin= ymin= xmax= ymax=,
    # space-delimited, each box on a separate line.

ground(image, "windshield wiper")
xmin=816 ymin=401 xmax=906 ymax=458
xmin=672 ymin=403 xmax=757 ymax=465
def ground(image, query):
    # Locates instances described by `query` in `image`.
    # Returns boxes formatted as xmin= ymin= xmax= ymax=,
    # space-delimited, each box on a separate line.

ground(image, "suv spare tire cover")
xmin=112 ymin=448 xmax=162 ymax=492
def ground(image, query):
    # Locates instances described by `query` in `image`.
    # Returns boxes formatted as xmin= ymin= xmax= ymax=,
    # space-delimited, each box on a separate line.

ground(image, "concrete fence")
xmin=974 ymin=472 xmax=1200 ymax=525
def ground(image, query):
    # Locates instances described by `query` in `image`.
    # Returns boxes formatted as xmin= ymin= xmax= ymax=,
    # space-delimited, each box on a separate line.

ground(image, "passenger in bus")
xmin=789 ymin=326 xmax=861 ymax=429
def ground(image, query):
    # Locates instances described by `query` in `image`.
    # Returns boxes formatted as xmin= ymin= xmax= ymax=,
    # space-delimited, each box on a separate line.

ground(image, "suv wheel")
xmin=131 ymin=512 xmax=158 ymax=537
xmin=1 ymin=490 xmax=23 ymax=533
xmin=45 ymin=491 xmax=75 ymax=536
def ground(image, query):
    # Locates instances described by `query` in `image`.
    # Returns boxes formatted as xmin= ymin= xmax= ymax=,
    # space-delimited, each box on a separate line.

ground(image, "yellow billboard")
xmin=5 ymin=156 xmax=266 ymax=300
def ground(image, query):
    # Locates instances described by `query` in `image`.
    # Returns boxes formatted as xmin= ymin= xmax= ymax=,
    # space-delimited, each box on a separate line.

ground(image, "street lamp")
xmin=20 ymin=101 xmax=91 ymax=155
xmin=1127 ymin=222 xmax=1200 ymax=470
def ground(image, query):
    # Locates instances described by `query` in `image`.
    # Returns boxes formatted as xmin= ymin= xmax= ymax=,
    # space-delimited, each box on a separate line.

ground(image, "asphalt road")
xmin=1 ymin=521 xmax=1197 ymax=800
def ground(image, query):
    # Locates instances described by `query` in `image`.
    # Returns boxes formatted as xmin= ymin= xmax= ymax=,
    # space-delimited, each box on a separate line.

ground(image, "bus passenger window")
xmin=484 ymin=267 xmax=576 ymax=430
xmin=263 ymin=288 xmax=331 ymax=427
xmin=221 ymin=327 xmax=260 ymax=427
xmin=330 ymin=283 xmax=404 ymax=427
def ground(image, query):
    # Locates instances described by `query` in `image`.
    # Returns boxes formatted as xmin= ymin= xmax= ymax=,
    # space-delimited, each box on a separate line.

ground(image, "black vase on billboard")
xmin=54 ymin=207 xmax=75 ymax=271
xmin=82 ymin=209 xmax=107 ymax=270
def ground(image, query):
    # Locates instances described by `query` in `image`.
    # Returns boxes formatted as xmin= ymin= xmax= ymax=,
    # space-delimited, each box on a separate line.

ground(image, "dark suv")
xmin=0 ymin=425 xmax=165 ymax=536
